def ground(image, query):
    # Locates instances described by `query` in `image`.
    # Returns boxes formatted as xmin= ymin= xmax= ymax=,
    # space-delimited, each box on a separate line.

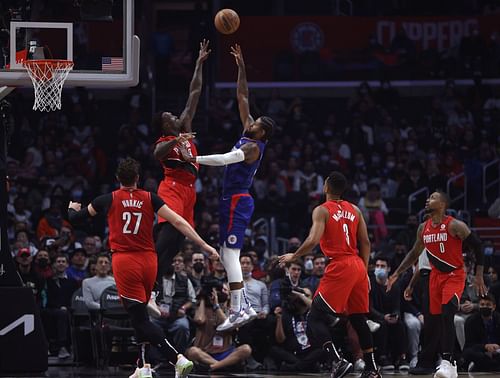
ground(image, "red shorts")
xmin=429 ymin=268 xmax=465 ymax=315
xmin=158 ymin=177 xmax=196 ymax=226
xmin=316 ymin=255 xmax=369 ymax=315
xmin=112 ymin=251 xmax=157 ymax=303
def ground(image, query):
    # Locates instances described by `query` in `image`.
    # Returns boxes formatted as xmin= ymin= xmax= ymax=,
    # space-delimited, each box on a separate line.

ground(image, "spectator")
xmin=370 ymin=256 xmax=409 ymax=371
xmin=358 ymin=183 xmax=389 ymax=247
xmin=44 ymin=254 xmax=78 ymax=359
xmin=463 ymin=294 xmax=500 ymax=372
xmin=302 ymin=255 xmax=326 ymax=294
xmin=33 ymin=249 xmax=53 ymax=280
xmin=36 ymin=199 xmax=71 ymax=241
xmin=237 ymin=254 xmax=270 ymax=367
xmin=269 ymin=261 xmax=305 ymax=310
xmin=246 ymin=250 xmax=266 ymax=280
xmin=81 ymin=253 xmax=115 ymax=310
xmin=185 ymin=284 xmax=252 ymax=372
xmin=153 ymin=253 xmax=195 ymax=353
xmin=188 ymin=251 xmax=207 ymax=294
xmin=15 ymin=247 xmax=45 ymax=304
xmin=66 ymin=248 xmax=88 ymax=284
xmin=82 ymin=236 xmax=99 ymax=256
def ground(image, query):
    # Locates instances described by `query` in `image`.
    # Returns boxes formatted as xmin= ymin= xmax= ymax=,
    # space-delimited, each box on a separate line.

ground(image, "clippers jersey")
xmin=422 ymin=215 xmax=463 ymax=272
xmin=107 ymin=188 xmax=156 ymax=253
xmin=320 ymin=200 xmax=360 ymax=259
xmin=222 ymin=137 xmax=266 ymax=195
xmin=155 ymin=135 xmax=199 ymax=185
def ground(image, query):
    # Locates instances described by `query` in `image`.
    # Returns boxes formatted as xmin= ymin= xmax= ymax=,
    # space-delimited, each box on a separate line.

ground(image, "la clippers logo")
xmin=227 ymin=234 xmax=237 ymax=245
xmin=290 ymin=22 xmax=324 ymax=53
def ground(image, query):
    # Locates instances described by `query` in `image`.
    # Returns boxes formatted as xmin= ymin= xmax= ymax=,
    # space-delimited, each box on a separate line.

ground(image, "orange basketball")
xmin=214 ymin=9 xmax=240 ymax=35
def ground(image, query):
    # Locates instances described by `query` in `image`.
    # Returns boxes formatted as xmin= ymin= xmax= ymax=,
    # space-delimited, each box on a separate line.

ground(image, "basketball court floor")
xmin=0 ymin=367 xmax=495 ymax=378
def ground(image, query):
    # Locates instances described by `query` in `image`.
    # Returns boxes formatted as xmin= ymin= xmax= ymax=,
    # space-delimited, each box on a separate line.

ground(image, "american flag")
xmin=101 ymin=57 xmax=124 ymax=71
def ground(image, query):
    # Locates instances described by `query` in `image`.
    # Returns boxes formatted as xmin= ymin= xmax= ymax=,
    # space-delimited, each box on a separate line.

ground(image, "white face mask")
xmin=304 ymin=259 xmax=313 ymax=271
xmin=243 ymin=271 xmax=252 ymax=278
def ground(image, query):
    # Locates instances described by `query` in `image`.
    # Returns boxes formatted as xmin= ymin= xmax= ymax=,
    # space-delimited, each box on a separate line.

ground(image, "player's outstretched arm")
xmin=67 ymin=198 xmax=104 ymax=223
xmin=157 ymin=204 xmax=219 ymax=260
xmin=179 ymin=39 xmax=211 ymax=133
xmin=230 ymin=44 xmax=254 ymax=131
xmin=354 ymin=205 xmax=371 ymax=268
xmin=279 ymin=206 xmax=328 ymax=265
xmin=387 ymin=223 xmax=425 ymax=292
xmin=451 ymin=219 xmax=487 ymax=296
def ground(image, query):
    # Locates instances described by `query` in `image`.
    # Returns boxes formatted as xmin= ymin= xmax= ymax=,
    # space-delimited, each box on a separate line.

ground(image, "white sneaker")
xmin=244 ymin=305 xmax=258 ymax=321
xmin=434 ymin=360 xmax=457 ymax=378
xmin=366 ymin=319 xmax=381 ymax=333
xmin=57 ymin=346 xmax=70 ymax=359
xmin=175 ymin=354 xmax=194 ymax=378
xmin=216 ymin=309 xmax=250 ymax=332
xmin=147 ymin=292 xmax=161 ymax=318
xmin=354 ymin=358 xmax=365 ymax=372
xmin=129 ymin=364 xmax=153 ymax=378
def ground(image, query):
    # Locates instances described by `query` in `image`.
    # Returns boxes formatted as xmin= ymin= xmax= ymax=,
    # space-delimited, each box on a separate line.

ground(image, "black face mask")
xmin=480 ymin=307 xmax=493 ymax=317
xmin=37 ymin=258 xmax=49 ymax=268
xmin=193 ymin=262 xmax=204 ymax=273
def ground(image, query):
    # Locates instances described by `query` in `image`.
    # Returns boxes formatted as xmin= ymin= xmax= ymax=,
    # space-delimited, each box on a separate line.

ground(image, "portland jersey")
xmin=222 ymin=137 xmax=266 ymax=195
xmin=107 ymin=188 xmax=156 ymax=253
xmin=320 ymin=200 xmax=360 ymax=259
xmin=422 ymin=215 xmax=463 ymax=273
xmin=155 ymin=135 xmax=199 ymax=184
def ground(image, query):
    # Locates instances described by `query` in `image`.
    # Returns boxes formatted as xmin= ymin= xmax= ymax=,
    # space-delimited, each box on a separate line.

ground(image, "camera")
xmin=198 ymin=276 xmax=224 ymax=305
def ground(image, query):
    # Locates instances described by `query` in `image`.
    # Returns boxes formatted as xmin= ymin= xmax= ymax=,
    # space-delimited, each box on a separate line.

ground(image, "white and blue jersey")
xmin=219 ymin=137 xmax=266 ymax=249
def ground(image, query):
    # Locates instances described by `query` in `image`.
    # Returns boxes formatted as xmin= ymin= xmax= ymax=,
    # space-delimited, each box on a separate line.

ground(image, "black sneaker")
xmin=396 ymin=357 xmax=410 ymax=372
xmin=378 ymin=355 xmax=394 ymax=371
xmin=409 ymin=364 xmax=435 ymax=375
xmin=330 ymin=359 xmax=353 ymax=378
xmin=360 ymin=369 xmax=382 ymax=378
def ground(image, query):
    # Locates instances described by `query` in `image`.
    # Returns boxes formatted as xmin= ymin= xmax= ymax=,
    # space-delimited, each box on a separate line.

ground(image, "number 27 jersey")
xmin=107 ymin=188 xmax=157 ymax=253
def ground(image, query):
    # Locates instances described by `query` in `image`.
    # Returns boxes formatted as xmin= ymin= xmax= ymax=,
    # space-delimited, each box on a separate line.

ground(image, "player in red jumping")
xmin=279 ymin=172 xmax=381 ymax=378
xmin=152 ymin=39 xmax=210 ymax=280
xmin=387 ymin=191 xmax=487 ymax=378
xmin=68 ymin=158 xmax=218 ymax=378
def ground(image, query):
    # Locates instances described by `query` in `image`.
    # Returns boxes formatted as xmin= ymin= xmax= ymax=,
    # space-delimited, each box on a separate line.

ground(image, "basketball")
xmin=214 ymin=9 xmax=240 ymax=35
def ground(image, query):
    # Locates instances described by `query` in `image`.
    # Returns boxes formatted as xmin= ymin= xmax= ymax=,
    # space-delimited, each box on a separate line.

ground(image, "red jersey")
xmin=422 ymin=215 xmax=463 ymax=272
xmin=155 ymin=135 xmax=199 ymax=185
xmin=320 ymin=200 xmax=360 ymax=259
xmin=107 ymin=188 xmax=156 ymax=253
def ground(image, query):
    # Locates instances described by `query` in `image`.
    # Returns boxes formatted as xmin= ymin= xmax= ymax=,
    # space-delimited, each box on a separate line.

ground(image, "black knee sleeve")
xmin=348 ymin=314 xmax=373 ymax=351
xmin=155 ymin=223 xmax=184 ymax=278
xmin=441 ymin=296 xmax=459 ymax=356
xmin=310 ymin=295 xmax=341 ymax=327
xmin=442 ymin=296 xmax=459 ymax=318
xmin=307 ymin=295 xmax=341 ymax=348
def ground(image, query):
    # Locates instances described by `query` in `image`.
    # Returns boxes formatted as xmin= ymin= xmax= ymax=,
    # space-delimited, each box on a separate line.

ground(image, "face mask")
xmin=484 ymin=247 xmax=494 ymax=256
xmin=72 ymin=190 xmax=83 ymax=200
xmin=374 ymin=268 xmax=387 ymax=280
xmin=37 ymin=258 xmax=49 ymax=268
xmin=192 ymin=262 xmax=204 ymax=273
xmin=304 ymin=260 xmax=314 ymax=271
xmin=243 ymin=271 xmax=252 ymax=278
xmin=480 ymin=307 xmax=493 ymax=317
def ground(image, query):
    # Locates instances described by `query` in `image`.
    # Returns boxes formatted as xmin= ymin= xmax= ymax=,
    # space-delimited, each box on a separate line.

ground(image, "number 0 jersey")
xmin=92 ymin=188 xmax=164 ymax=253
xmin=422 ymin=215 xmax=463 ymax=272
xmin=320 ymin=200 xmax=360 ymax=259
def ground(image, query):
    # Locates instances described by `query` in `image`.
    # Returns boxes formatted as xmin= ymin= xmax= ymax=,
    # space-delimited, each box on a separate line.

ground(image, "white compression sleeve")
xmin=195 ymin=149 xmax=245 ymax=166
xmin=220 ymin=246 xmax=243 ymax=283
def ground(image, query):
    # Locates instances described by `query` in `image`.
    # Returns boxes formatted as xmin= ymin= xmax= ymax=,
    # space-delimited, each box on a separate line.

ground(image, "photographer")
xmin=268 ymin=285 xmax=325 ymax=372
xmin=269 ymin=260 xmax=307 ymax=310
xmin=185 ymin=284 xmax=251 ymax=372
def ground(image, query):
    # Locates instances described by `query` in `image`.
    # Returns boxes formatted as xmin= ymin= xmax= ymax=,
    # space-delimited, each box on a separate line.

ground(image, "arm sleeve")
xmin=68 ymin=207 xmax=90 ymax=223
xmin=91 ymin=194 xmax=113 ymax=214
xmin=463 ymin=231 xmax=485 ymax=267
xmin=195 ymin=149 xmax=245 ymax=166
xmin=150 ymin=193 xmax=166 ymax=212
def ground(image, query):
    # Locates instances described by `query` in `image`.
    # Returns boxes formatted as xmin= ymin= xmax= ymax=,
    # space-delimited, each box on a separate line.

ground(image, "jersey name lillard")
xmin=422 ymin=216 xmax=463 ymax=273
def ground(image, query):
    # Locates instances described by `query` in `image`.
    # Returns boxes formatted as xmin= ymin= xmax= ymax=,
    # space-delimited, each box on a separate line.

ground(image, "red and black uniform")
xmin=422 ymin=215 xmax=465 ymax=315
xmin=91 ymin=188 xmax=164 ymax=303
xmin=155 ymin=136 xmax=199 ymax=226
xmin=316 ymin=200 xmax=369 ymax=315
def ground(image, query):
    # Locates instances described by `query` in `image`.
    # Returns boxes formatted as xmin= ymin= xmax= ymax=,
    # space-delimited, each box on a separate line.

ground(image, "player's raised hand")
xmin=278 ymin=253 xmax=295 ymax=267
xmin=177 ymin=132 xmax=196 ymax=143
xmin=197 ymin=39 xmax=211 ymax=63
xmin=68 ymin=201 xmax=81 ymax=211
xmin=386 ymin=273 xmax=399 ymax=292
xmin=230 ymin=44 xmax=244 ymax=67
xmin=473 ymin=274 xmax=488 ymax=297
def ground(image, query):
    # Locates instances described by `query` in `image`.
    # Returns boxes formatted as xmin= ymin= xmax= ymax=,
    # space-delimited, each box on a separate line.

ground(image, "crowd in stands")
xmin=4 ymin=72 xmax=500 ymax=371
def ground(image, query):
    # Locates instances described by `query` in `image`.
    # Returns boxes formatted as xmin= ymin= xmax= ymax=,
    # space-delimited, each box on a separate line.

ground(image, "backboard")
xmin=0 ymin=0 xmax=139 ymax=88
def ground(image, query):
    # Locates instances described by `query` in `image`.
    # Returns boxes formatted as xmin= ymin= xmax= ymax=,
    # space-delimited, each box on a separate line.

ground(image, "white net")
xmin=23 ymin=60 xmax=74 ymax=112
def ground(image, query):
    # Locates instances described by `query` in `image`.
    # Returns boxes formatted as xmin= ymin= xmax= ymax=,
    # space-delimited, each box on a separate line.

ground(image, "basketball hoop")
xmin=22 ymin=59 xmax=74 ymax=112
